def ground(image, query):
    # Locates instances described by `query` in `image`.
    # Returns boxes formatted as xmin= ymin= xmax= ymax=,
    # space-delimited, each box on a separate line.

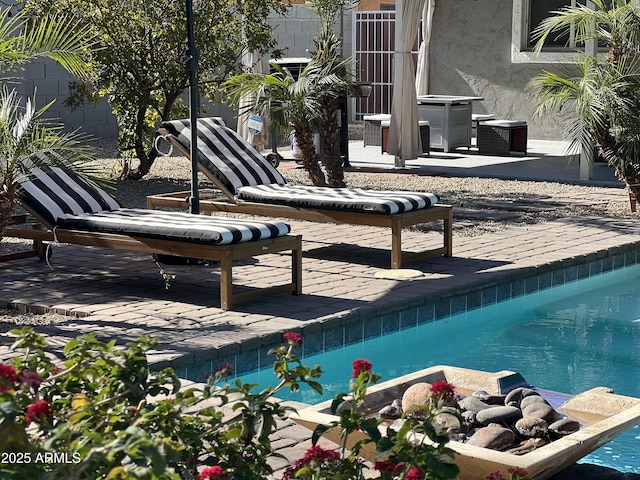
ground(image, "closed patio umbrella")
xmin=415 ymin=0 xmax=436 ymax=96
xmin=387 ymin=0 xmax=426 ymax=167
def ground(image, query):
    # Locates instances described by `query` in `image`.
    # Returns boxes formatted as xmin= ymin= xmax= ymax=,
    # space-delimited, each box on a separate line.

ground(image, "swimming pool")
xmin=236 ymin=263 xmax=640 ymax=473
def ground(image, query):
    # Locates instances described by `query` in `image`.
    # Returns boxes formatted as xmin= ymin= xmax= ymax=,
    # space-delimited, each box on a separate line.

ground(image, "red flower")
xmin=19 ymin=371 xmax=43 ymax=390
xmin=200 ymin=465 xmax=225 ymax=479
xmin=302 ymin=445 xmax=339 ymax=461
xmin=430 ymin=380 xmax=456 ymax=401
xmin=485 ymin=471 xmax=504 ymax=480
xmin=25 ymin=400 xmax=52 ymax=424
xmin=0 ymin=363 xmax=17 ymax=384
xmin=374 ymin=461 xmax=404 ymax=473
xmin=282 ymin=446 xmax=341 ymax=480
xmin=407 ymin=466 xmax=422 ymax=480
xmin=352 ymin=359 xmax=372 ymax=378
xmin=283 ymin=332 xmax=303 ymax=346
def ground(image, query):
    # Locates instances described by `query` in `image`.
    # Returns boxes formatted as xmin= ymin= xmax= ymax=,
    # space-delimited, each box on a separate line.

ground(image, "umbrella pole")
xmin=186 ymin=0 xmax=200 ymax=214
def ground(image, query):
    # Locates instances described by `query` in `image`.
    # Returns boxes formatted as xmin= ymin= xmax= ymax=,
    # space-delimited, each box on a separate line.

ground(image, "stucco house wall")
xmin=428 ymin=0 xmax=565 ymax=140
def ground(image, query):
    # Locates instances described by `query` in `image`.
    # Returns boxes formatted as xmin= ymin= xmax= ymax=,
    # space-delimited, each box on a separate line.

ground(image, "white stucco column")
xmin=580 ymin=0 xmax=597 ymax=180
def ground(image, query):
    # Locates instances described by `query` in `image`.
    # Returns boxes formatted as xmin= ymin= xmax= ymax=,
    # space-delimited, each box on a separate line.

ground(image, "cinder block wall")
xmin=16 ymin=59 xmax=119 ymax=138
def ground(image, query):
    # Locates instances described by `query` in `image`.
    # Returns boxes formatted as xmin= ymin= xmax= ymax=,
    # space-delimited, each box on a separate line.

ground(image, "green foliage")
xmin=0 ymin=6 xmax=95 ymax=79
xmin=224 ymin=1 xmax=361 ymax=187
xmin=0 ymin=6 xmax=97 ymax=238
xmin=302 ymin=364 xmax=460 ymax=480
xmin=18 ymin=0 xmax=288 ymax=179
xmin=0 ymin=328 xmax=322 ymax=479
xmin=528 ymin=0 xmax=640 ymax=192
xmin=1 ymin=328 xmax=470 ymax=480
xmin=0 ymin=86 xmax=98 ymax=189
xmin=307 ymin=0 xmax=360 ymax=37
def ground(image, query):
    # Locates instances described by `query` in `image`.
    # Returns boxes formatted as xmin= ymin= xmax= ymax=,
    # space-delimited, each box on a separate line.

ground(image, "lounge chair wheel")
xmin=266 ymin=153 xmax=281 ymax=168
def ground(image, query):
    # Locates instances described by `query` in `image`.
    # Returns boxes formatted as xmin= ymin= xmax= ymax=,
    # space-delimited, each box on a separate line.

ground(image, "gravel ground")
xmin=1 ymin=136 xmax=637 ymax=324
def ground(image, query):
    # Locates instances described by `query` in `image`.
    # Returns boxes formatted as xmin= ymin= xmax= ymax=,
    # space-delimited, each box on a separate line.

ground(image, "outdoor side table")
xmin=416 ymin=95 xmax=484 ymax=152
xmin=381 ymin=121 xmax=430 ymax=155
xmin=477 ymin=120 xmax=528 ymax=156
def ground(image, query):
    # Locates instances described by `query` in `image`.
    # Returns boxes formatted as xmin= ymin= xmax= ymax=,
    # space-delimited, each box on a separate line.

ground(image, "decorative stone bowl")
xmin=290 ymin=365 xmax=640 ymax=480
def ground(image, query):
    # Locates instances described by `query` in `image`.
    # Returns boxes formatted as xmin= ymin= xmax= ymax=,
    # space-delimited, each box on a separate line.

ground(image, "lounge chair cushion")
xmin=56 ymin=208 xmax=290 ymax=245
xmin=236 ymin=184 xmax=439 ymax=215
xmin=17 ymin=166 xmax=121 ymax=227
xmin=17 ymin=166 xmax=291 ymax=245
xmin=161 ymin=118 xmax=287 ymax=196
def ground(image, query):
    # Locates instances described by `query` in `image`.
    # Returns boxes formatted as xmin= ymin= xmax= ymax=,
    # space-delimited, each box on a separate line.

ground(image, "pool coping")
xmin=174 ymin=239 xmax=640 ymax=381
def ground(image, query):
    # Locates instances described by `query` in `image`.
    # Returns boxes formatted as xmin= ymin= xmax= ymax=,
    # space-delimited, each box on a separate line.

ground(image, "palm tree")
xmin=528 ymin=0 xmax=640 ymax=210
xmin=308 ymin=0 xmax=361 ymax=188
xmin=225 ymin=0 xmax=361 ymax=188
xmin=225 ymin=61 xmax=331 ymax=186
xmin=0 ymin=7 xmax=96 ymax=238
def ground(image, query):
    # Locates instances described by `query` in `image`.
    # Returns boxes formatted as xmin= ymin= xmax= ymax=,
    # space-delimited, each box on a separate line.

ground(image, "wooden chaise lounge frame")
xmin=3 ymin=169 xmax=302 ymax=311
xmin=148 ymin=124 xmax=453 ymax=270
xmin=4 ymin=221 xmax=302 ymax=311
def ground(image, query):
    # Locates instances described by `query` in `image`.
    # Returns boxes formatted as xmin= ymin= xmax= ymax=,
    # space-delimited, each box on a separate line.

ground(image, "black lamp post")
xmin=185 ymin=0 xmax=200 ymax=214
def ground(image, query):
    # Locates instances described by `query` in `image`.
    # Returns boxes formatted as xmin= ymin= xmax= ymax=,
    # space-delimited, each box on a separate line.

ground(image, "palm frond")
xmin=19 ymin=13 xmax=97 ymax=78
xmin=0 ymin=86 xmax=97 ymax=188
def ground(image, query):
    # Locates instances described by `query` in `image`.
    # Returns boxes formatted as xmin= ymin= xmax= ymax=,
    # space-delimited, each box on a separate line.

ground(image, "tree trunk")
xmin=294 ymin=124 xmax=326 ymax=186
xmin=0 ymin=188 xmax=17 ymax=242
xmin=319 ymin=105 xmax=345 ymax=188
xmin=121 ymin=92 xmax=156 ymax=180
xmin=627 ymin=184 xmax=640 ymax=212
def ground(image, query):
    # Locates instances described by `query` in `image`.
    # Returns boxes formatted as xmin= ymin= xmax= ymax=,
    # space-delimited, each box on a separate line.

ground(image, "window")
xmin=528 ymin=0 xmax=577 ymax=49
xmin=380 ymin=3 xmax=395 ymax=10
xmin=512 ymin=0 xmax=597 ymax=63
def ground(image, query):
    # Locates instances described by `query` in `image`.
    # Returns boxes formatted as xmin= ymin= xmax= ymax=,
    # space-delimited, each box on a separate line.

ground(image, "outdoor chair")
xmin=147 ymin=118 xmax=453 ymax=269
xmin=3 ymin=166 xmax=302 ymax=310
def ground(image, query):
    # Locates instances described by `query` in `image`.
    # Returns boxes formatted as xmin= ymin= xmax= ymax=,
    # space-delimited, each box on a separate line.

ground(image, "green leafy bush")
xmin=0 ymin=328 xmax=528 ymax=480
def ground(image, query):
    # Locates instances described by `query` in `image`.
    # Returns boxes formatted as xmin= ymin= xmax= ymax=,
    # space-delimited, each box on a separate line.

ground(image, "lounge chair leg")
xmin=292 ymin=236 xmax=303 ymax=295
xmin=391 ymin=219 xmax=402 ymax=269
xmin=219 ymin=250 xmax=234 ymax=310
xmin=444 ymin=208 xmax=453 ymax=257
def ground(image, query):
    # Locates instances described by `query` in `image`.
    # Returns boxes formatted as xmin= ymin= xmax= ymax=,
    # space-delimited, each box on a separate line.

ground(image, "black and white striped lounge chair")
xmin=4 ymin=166 xmax=302 ymax=310
xmin=148 ymin=118 xmax=453 ymax=269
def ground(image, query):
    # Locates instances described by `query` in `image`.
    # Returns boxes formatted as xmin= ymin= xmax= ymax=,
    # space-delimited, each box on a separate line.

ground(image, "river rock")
xmin=433 ymin=412 xmax=462 ymax=432
xmin=462 ymin=410 xmax=477 ymax=425
xmin=515 ymin=417 xmax=548 ymax=438
xmin=471 ymin=390 xmax=506 ymax=405
xmin=549 ymin=418 xmax=581 ymax=435
xmin=476 ymin=405 xmax=522 ymax=426
xmin=379 ymin=403 xmax=402 ymax=419
xmin=505 ymin=387 xmax=539 ymax=407
xmin=522 ymin=402 xmax=560 ymax=423
xmin=466 ymin=425 xmax=516 ymax=450
xmin=505 ymin=437 xmax=549 ymax=455
xmin=402 ymin=382 xmax=431 ymax=411
xmin=520 ymin=394 xmax=550 ymax=411
xmin=461 ymin=396 xmax=492 ymax=412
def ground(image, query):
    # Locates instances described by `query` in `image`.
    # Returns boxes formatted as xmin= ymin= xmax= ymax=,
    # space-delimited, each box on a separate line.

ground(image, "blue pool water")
xmin=237 ymin=263 xmax=640 ymax=473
